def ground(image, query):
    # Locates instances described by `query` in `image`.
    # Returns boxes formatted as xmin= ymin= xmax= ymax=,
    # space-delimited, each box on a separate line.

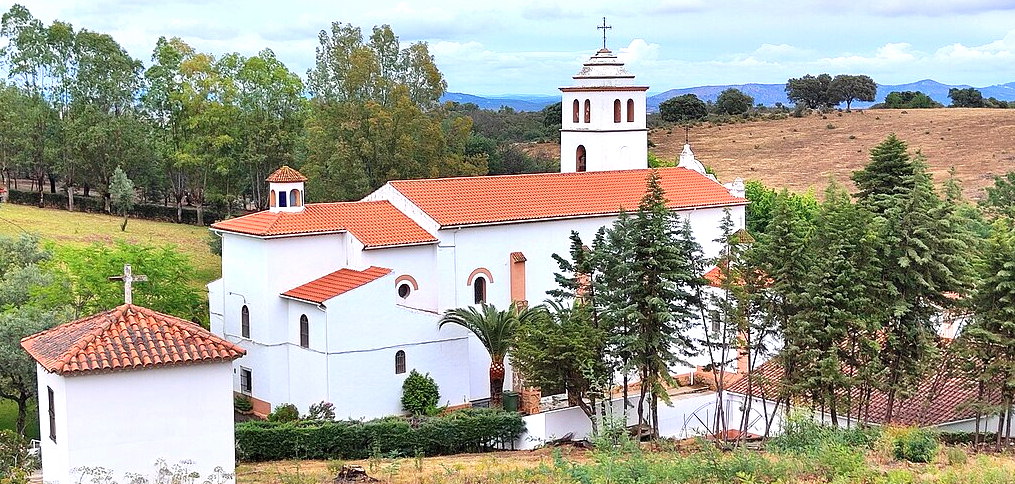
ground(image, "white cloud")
xmin=646 ymin=0 xmax=707 ymax=15
xmin=871 ymin=0 xmax=1015 ymax=17
xmin=617 ymin=39 xmax=660 ymax=65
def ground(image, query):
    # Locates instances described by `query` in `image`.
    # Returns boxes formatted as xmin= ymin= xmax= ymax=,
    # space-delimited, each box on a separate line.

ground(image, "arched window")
xmin=395 ymin=350 xmax=406 ymax=374
xmin=614 ymin=99 xmax=621 ymax=123
xmin=583 ymin=99 xmax=591 ymax=123
xmin=398 ymin=283 xmax=411 ymax=299
xmin=269 ymin=190 xmax=276 ymax=208
xmin=299 ymin=314 xmax=309 ymax=348
xmin=576 ymin=145 xmax=587 ymax=172
xmin=278 ymin=191 xmax=287 ymax=207
xmin=627 ymin=99 xmax=635 ymax=122
xmin=572 ymin=99 xmax=580 ymax=123
xmin=289 ymin=190 xmax=298 ymax=207
xmin=241 ymin=305 xmax=250 ymax=338
xmin=474 ymin=276 xmax=487 ymax=304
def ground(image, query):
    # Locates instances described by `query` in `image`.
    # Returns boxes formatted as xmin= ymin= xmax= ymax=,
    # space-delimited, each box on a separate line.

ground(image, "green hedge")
xmin=3 ymin=189 xmax=225 ymax=226
xmin=235 ymin=408 xmax=525 ymax=462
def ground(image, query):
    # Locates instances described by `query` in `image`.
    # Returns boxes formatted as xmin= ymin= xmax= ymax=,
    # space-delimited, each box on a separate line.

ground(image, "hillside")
xmin=524 ymin=108 xmax=1015 ymax=199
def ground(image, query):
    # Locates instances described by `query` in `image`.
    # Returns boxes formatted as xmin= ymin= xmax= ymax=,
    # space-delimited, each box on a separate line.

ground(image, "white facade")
xmin=36 ymin=362 xmax=235 ymax=484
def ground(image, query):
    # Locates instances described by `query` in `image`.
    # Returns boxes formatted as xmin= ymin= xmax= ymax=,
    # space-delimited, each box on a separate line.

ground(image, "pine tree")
xmin=851 ymin=134 xmax=916 ymax=211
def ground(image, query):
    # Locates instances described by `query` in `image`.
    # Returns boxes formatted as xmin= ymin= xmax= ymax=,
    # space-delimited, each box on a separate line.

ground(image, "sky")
xmin=9 ymin=0 xmax=1015 ymax=95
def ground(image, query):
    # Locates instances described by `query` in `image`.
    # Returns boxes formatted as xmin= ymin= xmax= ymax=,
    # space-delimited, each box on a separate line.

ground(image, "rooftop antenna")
xmin=597 ymin=17 xmax=612 ymax=50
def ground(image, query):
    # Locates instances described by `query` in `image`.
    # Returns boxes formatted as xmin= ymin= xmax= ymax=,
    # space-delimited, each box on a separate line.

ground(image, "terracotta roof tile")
xmin=388 ymin=167 xmax=745 ymax=227
xmin=727 ymin=355 xmax=993 ymax=427
xmin=281 ymin=266 xmax=392 ymax=304
xmin=21 ymin=305 xmax=245 ymax=376
xmin=266 ymin=165 xmax=308 ymax=182
xmin=211 ymin=200 xmax=437 ymax=248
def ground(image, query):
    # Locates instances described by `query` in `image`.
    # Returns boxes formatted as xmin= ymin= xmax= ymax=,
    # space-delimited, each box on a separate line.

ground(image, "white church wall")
xmin=360 ymin=244 xmax=438 ymax=312
xmin=47 ymin=363 xmax=234 ymax=484
xmin=559 ymin=88 xmax=648 ymax=173
xmin=36 ymin=365 xmax=69 ymax=484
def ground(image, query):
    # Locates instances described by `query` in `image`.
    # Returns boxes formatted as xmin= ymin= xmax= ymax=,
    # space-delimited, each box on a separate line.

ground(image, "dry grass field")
xmin=530 ymin=108 xmax=1015 ymax=200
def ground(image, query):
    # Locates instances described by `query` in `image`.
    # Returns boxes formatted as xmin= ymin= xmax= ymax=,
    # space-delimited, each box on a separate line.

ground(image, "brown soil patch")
xmin=526 ymin=108 xmax=1015 ymax=200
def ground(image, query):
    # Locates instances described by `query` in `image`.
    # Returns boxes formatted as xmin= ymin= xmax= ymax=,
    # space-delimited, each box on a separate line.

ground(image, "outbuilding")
xmin=21 ymin=304 xmax=245 ymax=484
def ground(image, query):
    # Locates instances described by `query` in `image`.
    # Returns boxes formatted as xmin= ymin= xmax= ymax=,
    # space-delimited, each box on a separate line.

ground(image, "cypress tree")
xmin=851 ymin=133 xmax=916 ymax=210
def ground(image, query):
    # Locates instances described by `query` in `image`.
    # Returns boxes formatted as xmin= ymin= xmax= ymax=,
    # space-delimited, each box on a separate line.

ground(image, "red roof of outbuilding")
xmin=388 ymin=167 xmax=744 ymax=227
xmin=21 ymin=304 xmax=245 ymax=376
xmin=266 ymin=165 xmax=308 ymax=182
xmin=281 ymin=266 xmax=392 ymax=304
xmin=210 ymin=200 xmax=437 ymax=248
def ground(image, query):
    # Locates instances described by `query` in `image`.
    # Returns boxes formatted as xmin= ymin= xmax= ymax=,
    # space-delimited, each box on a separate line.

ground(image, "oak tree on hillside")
xmin=828 ymin=74 xmax=877 ymax=112
xmin=659 ymin=93 xmax=707 ymax=123
xmin=785 ymin=74 xmax=833 ymax=109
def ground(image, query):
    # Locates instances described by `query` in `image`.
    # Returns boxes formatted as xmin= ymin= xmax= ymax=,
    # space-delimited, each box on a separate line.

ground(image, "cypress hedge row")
xmin=3 ymin=189 xmax=225 ymax=226
xmin=235 ymin=408 xmax=526 ymax=462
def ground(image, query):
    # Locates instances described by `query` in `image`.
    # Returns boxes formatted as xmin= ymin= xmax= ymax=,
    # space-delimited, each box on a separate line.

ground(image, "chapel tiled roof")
xmin=281 ymin=266 xmax=392 ymax=304
xmin=703 ymin=266 xmax=723 ymax=287
xmin=210 ymin=200 xmax=437 ymax=248
xmin=21 ymin=304 xmax=245 ymax=376
xmin=266 ymin=165 xmax=308 ymax=183
xmin=387 ymin=167 xmax=746 ymax=227
xmin=726 ymin=355 xmax=994 ymax=427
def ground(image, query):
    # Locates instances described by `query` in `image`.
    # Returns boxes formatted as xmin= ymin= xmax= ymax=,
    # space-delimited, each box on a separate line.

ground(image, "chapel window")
xmin=269 ymin=190 xmax=276 ymax=208
xmin=584 ymin=99 xmax=591 ymax=123
xmin=395 ymin=350 xmax=406 ymax=374
xmin=614 ymin=99 xmax=621 ymax=123
xmin=278 ymin=192 xmax=287 ymax=208
xmin=289 ymin=189 xmax=298 ymax=207
xmin=241 ymin=305 xmax=250 ymax=339
xmin=576 ymin=145 xmax=587 ymax=172
xmin=48 ymin=386 xmax=56 ymax=443
xmin=627 ymin=99 xmax=635 ymax=122
xmin=240 ymin=367 xmax=252 ymax=393
xmin=299 ymin=314 xmax=309 ymax=348
xmin=398 ymin=283 xmax=411 ymax=299
xmin=572 ymin=100 xmax=580 ymax=123
xmin=474 ymin=276 xmax=487 ymax=304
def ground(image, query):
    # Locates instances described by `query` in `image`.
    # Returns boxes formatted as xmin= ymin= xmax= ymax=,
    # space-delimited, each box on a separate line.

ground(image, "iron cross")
xmin=685 ymin=125 xmax=691 ymax=144
xmin=108 ymin=264 xmax=147 ymax=305
xmin=597 ymin=17 xmax=611 ymax=50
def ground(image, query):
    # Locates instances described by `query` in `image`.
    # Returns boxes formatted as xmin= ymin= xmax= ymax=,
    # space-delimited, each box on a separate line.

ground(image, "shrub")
xmin=401 ymin=370 xmax=440 ymax=416
xmin=307 ymin=401 xmax=336 ymax=421
xmin=234 ymin=394 xmax=253 ymax=413
xmin=268 ymin=403 xmax=300 ymax=423
xmin=892 ymin=427 xmax=938 ymax=463
xmin=945 ymin=446 xmax=967 ymax=466
xmin=235 ymin=408 xmax=525 ymax=461
xmin=769 ymin=412 xmax=881 ymax=455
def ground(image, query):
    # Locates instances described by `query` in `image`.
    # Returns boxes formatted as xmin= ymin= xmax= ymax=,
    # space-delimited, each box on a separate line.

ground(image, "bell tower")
xmin=559 ymin=19 xmax=649 ymax=173
xmin=266 ymin=165 xmax=307 ymax=213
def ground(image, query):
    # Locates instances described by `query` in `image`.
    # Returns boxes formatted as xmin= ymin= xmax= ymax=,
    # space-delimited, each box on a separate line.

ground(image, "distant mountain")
xmin=448 ymin=79 xmax=1015 ymax=113
xmin=440 ymin=92 xmax=555 ymax=112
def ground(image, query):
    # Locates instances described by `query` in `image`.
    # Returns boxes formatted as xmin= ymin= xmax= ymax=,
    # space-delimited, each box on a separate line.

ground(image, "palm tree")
xmin=438 ymin=302 xmax=544 ymax=408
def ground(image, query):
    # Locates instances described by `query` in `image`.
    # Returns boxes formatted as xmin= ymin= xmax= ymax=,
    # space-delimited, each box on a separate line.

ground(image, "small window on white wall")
xmin=395 ymin=350 xmax=406 ymax=374
xmin=474 ymin=277 xmax=487 ymax=304
xmin=299 ymin=314 xmax=309 ymax=348
xmin=240 ymin=367 xmax=252 ymax=393
xmin=398 ymin=283 xmax=411 ymax=299
xmin=241 ymin=305 xmax=250 ymax=338
xmin=48 ymin=386 xmax=55 ymax=442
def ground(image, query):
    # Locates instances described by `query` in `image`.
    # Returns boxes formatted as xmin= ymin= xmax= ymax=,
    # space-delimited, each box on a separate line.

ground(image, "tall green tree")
xmin=851 ymin=134 xmax=916 ymax=211
xmin=828 ymin=74 xmax=877 ymax=112
xmin=109 ymin=166 xmax=136 ymax=231
xmin=785 ymin=74 xmax=833 ymax=110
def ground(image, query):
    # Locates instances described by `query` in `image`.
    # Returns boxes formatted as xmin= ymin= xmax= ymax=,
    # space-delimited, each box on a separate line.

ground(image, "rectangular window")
xmin=240 ymin=368 xmax=252 ymax=394
xmin=299 ymin=317 xmax=309 ymax=349
xmin=48 ymin=386 xmax=56 ymax=442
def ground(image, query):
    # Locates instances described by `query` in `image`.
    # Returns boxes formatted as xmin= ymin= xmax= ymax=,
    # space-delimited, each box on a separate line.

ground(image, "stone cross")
xmin=107 ymin=264 xmax=147 ymax=305
xmin=597 ymin=17 xmax=611 ymax=50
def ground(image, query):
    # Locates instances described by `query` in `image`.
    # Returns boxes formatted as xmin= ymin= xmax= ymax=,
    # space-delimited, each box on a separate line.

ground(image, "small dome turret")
xmin=267 ymin=165 xmax=307 ymax=213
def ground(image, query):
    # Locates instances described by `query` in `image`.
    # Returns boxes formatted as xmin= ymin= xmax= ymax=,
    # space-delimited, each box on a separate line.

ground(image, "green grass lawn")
xmin=0 ymin=202 xmax=221 ymax=285
xmin=0 ymin=399 xmax=40 ymax=441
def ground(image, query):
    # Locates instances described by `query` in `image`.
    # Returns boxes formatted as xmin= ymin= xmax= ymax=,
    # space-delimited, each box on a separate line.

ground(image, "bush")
xmin=268 ymin=403 xmax=300 ymax=423
xmin=235 ymin=408 xmax=525 ymax=462
xmin=892 ymin=427 xmax=938 ymax=463
xmin=769 ymin=412 xmax=881 ymax=455
xmin=401 ymin=370 xmax=440 ymax=416
xmin=234 ymin=394 xmax=253 ymax=413
xmin=307 ymin=401 xmax=335 ymax=421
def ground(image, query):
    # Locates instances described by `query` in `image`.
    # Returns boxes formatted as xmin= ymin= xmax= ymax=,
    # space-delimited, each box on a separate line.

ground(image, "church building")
xmin=208 ymin=42 xmax=747 ymax=419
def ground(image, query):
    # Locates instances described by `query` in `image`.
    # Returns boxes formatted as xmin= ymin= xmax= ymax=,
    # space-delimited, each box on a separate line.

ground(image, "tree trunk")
xmin=197 ymin=204 xmax=204 ymax=226
xmin=48 ymin=173 xmax=57 ymax=194
xmin=15 ymin=396 xmax=27 ymax=437
xmin=997 ymin=407 xmax=1006 ymax=452
xmin=67 ymin=184 xmax=74 ymax=212
xmin=636 ymin=370 xmax=648 ymax=441
xmin=489 ymin=356 xmax=505 ymax=408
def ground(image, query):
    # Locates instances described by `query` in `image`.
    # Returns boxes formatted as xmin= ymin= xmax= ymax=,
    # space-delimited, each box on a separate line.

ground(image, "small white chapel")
xmin=208 ymin=41 xmax=748 ymax=420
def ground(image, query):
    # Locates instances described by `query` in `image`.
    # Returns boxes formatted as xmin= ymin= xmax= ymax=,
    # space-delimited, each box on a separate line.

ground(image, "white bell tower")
xmin=559 ymin=19 xmax=648 ymax=173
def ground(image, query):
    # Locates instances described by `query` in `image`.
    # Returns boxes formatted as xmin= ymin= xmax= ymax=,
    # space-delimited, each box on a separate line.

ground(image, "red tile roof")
xmin=21 ymin=304 xmax=245 ymax=376
xmin=266 ymin=165 xmax=307 ymax=183
xmin=281 ymin=266 xmax=392 ymax=304
xmin=727 ymin=353 xmax=994 ymax=427
xmin=388 ymin=167 xmax=745 ymax=227
xmin=704 ymin=266 xmax=723 ymax=287
xmin=210 ymin=200 xmax=437 ymax=248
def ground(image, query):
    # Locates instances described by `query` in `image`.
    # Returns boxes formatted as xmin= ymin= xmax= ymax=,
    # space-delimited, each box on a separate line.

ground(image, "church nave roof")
xmin=281 ymin=266 xmax=392 ymax=305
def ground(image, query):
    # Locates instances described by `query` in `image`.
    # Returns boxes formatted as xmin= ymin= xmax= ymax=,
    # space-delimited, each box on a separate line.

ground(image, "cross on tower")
xmin=685 ymin=125 xmax=691 ymax=144
xmin=597 ymin=17 xmax=611 ymax=50
xmin=108 ymin=264 xmax=147 ymax=305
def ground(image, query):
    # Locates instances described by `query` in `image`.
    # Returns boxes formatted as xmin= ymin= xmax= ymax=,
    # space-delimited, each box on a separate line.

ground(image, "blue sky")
xmin=11 ymin=0 xmax=1015 ymax=95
